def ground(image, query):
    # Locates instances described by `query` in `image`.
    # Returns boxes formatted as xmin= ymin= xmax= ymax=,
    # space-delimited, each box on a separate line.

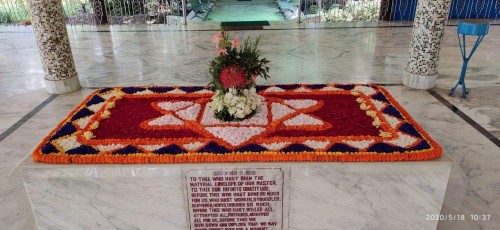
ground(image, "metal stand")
xmin=449 ymin=21 xmax=489 ymax=98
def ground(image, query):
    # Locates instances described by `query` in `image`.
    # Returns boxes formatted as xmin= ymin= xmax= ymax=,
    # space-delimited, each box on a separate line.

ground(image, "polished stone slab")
xmin=15 ymin=154 xmax=452 ymax=229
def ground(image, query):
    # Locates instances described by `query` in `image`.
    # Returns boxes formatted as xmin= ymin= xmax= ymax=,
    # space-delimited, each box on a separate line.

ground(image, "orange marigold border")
xmin=32 ymin=84 xmax=443 ymax=164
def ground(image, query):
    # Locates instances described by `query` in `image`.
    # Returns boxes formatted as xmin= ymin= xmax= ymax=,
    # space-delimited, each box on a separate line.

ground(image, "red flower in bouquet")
xmin=220 ymin=65 xmax=247 ymax=89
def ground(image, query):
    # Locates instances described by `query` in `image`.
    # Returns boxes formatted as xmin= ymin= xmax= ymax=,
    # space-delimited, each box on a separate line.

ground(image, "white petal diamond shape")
xmin=75 ymin=116 xmax=92 ymax=129
xmin=261 ymin=142 xmax=291 ymax=150
xmin=294 ymin=87 xmax=311 ymax=92
xmin=176 ymin=104 xmax=201 ymax=121
xmin=385 ymin=132 xmax=418 ymax=148
xmin=148 ymin=114 xmax=184 ymax=126
xmin=284 ymin=113 xmax=324 ymax=126
xmin=263 ymin=86 xmax=285 ymax=93
xmin=382 ymin=114 xmax=401 ymax=128
xmin=200 ymin=104 xmax=222 ymax=125
xmin=166 ymin=88 xmax=186 ymax=94
xmin=97 ymin=144 xmax=126 ymax=152
xmin=205 ymin=127 xmax=266 ymax=146
xmin=271 ymin=102 xmax=296 ymax=121
xmin=320 ymin=86 xmax=342 ymax=91
xmin=194 ymin=89 xmax=213 ymax=94
xmin=343 ymin=140 xmax=375 ymax=150
xmin=371 ymin=99 xmax=386 ymax=110
xmin=139 ymin=144 xmax=165 ymax=152
xmin=55 ymin=136 xmax=81 ymax=151
xmin=236 ymin=103 xmax=268 ymax=125
xmin=87 ymin=102 xmax=105 ymax=112
xmin=304 ymin=140 xmax=330 ymax=150
xmin=133 ymin=89 xmax=155 ymax=95
xmin=158 ymin=101 xmax=193 ymax=111
xmin=183 ymin=142 xmax=205 ymax=151
xmin=283 ymin=99 xmax=318 ymax=109
xmin=353 ymin=86 xmax=376 ymax=95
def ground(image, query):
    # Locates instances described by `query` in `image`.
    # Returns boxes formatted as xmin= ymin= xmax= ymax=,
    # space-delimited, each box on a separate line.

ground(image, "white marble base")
xmin=402 ymin=70 xmax=437 ymax=90
xmin=14 ymin=154 xmax=453 ymax=229
xmin=44 ymin=75 xmax=81 ymax=94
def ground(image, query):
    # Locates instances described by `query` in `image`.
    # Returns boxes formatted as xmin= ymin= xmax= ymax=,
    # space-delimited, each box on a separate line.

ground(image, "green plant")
xmin=0 ymin=0 xmax=30 ymax=24
xmin=323 ymin=0 xmax=380 ymax=22
xmin=208 ymin=29 xmax=270 ymax=93
xmin=62 ymin=1 xmax=93 ymax=17
xmin=0 ymin=9 xmax=14 ymax=23
xmin=308 ymin=4 xmax=317 ymax=14
xmin=105 ymin=0 xmax=140 ymax=16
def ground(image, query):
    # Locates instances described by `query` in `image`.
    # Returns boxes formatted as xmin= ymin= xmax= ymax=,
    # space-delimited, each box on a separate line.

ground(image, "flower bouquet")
xmin=208 ymin=29 xmax=270 ymax=121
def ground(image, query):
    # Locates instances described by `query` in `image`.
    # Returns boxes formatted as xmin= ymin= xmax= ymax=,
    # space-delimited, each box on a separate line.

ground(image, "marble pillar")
xmin=403 ymin=0 xmax=452 ymax=90
xmin=28 ymin=0 xmax=81 ymax=94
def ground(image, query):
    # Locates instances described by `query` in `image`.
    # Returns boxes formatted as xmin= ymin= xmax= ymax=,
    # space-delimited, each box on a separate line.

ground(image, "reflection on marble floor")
xmin=0 ymin=23 xmax=499 ymax=229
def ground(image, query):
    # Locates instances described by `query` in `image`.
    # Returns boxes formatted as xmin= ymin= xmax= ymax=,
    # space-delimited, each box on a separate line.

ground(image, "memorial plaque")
xmin=186 ymin=168 xmax=284 ymax=230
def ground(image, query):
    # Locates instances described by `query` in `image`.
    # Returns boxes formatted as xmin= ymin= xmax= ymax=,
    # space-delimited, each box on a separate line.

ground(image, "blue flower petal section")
xmin=371 ymin=92 xmax=389 ymax=103
xmin=67 ymin=145 xmax=99 ymax=155
xmin=50 ymin=123 xmax=77 ymax=140
xmin=367 ymin=143 xmax=406 ymax=153
xmin=85 ymin=95 xmax=105 ymax=107
xmin=99 ymin=88 xmax=113 ymax=93
xmin=121 ymin=87 xmax=146 ymax=94
xmin=334 ymin=84 xmax=355 ymax=90
xmin=281 ymin=144 xmax=314 ymax=153
xmin=148 ymin=87 xmax=175 ymax=93
xmin=199 ymin=142 xmax=230 ymax=154
xmin=236 ymin=144 xmax=268 ymax=152
xmin=154 ymin=145 xmax=187 ymax=155
xmin=306 ymin=84 xmax=327 ymax=89
xmin=278 ymin=84 xmax=300 ymax=90
xmin=41 ymin=143 xmax=58 ymax=154
xmin=399 ymin=123 xmax=423 ymax=138
xmin=382 ymin=105 xmax=403 ymax=119
xmin=113 ymin=145 xmax=143 ymax=154
xmin=179 ymin=86 xmax=204 ymax=93
xmin=408 ymin=140 xmax=431 ymax=151
xmin=71 ymin=108 xmax=94 ymax=121
xmin=327 ymin=143 xmax=358 ymax=152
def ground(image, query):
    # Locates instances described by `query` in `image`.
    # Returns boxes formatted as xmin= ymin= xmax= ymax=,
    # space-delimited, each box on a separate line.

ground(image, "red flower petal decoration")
xmin=220 ymin=65 xmax=247 ymax=89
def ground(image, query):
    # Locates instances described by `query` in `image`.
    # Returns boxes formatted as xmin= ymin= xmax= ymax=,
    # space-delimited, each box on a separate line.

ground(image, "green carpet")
xmin=221 ymin=21 xmax=270 ymax=26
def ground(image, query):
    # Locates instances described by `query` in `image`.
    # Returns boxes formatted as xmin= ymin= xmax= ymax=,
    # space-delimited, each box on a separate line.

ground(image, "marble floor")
xmin=0 ymin=22 xmax=499 ymax=229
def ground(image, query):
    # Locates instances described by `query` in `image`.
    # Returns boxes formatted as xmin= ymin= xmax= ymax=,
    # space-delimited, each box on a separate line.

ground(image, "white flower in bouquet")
xmin=210 ymin=92 xmax=225 ymax=112
xmin=210 ymin=87 xmax=261 ymax=121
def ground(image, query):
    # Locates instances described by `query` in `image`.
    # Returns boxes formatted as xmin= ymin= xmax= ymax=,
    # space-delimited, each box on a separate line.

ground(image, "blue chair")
xmin=449 ymin=21 xmax=489 ymax=98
